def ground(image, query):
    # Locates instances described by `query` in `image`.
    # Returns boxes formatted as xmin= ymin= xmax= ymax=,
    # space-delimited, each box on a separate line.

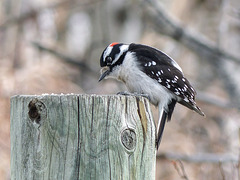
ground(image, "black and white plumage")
xmin=99 ymin=43 xmax=205 ymax=150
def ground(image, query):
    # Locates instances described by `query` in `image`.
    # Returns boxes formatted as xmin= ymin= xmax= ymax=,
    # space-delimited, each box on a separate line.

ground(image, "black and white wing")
xmin=129 ymin=43 xmax=204 ymax=149
xmin=129 ymin=43 xmax=204 ymax=116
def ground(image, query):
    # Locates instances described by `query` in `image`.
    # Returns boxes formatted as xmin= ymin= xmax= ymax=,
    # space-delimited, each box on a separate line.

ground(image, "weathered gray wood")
xmin=10 ymin=94 xmax=156 ymax=180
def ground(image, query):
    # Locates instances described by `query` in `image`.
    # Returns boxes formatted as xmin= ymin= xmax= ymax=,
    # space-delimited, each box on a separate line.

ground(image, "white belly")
xmin=125 ymin=70 xmax=174 ymax=107
xmin=110 ymin=52 xmax=175 ymax=109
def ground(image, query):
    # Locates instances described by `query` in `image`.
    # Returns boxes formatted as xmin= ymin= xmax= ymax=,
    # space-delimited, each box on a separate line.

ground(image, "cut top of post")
xmin=10 ymin=94 xmax=156 ymax=180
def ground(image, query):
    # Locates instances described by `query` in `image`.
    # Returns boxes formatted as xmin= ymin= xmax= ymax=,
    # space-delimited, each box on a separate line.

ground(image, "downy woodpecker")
xmin=99 ymin=43 xmax=204 ymax=149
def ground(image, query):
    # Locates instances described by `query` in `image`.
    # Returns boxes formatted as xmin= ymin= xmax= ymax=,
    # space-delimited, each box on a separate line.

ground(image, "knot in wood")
xmin=28 ymin=98 xmax=47 ymax=124
xmin=121 ymin=128 xmax=136 ymax=151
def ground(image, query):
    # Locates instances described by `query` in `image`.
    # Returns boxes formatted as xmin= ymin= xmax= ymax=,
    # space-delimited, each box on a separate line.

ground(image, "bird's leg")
xmin=117 ymin=91 xmax=150 ymax=100
xmin=117 ymin=91 xmax=132 ymax=96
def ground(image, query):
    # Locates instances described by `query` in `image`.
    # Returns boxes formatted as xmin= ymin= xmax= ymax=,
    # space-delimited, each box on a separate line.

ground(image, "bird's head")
xmin=99 ymin=42 xmax=129 ymax=81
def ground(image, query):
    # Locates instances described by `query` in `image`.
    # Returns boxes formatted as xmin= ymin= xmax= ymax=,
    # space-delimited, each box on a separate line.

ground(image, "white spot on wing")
xmin=184 ymin=97 xmax=189 ymax=102
xmin=152 ymin=61 xmax=156 ymax=65
xmin=175 ymin=91 xmax=180 ymax=95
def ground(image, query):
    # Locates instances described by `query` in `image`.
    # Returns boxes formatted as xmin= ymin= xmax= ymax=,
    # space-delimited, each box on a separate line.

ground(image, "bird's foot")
xmin=117 ymin=91 xmax=132 ymax=96
xmin=117 ymin=91 xmax=150 ymax=100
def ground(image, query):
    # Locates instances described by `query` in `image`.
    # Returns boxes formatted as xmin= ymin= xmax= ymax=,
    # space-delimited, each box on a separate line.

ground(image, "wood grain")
xmin=10 ymin=94 xmax=156 ymax=180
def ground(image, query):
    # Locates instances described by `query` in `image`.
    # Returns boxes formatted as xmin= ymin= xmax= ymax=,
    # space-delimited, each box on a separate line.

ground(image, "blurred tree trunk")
xmin=218 ymin=0 xmax=240 ymax=106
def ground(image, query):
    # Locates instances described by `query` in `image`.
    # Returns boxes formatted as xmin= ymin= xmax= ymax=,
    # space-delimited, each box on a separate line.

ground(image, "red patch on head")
xmin=109 ymin=42 xmax=119 ymax=47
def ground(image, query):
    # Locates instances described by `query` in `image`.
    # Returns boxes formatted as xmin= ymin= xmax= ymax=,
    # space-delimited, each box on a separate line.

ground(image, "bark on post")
xmin=10 ymin=94 xmax=156 ymax=180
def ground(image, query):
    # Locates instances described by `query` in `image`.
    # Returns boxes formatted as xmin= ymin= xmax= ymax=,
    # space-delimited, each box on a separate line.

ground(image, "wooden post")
xmin=10 ymin=94 xmax=156 ymax=180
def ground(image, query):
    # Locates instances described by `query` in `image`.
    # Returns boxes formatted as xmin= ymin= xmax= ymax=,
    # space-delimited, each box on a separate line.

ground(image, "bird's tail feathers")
xmin=167 ymin=100 xmax=177 ymax=121
xmin=156 ymin=108 xmax=167 ymax=150
xmin=179 ymin=100 xmax=205 ymax=117
xmin=193 ymin=105 xmax=205 ymax=116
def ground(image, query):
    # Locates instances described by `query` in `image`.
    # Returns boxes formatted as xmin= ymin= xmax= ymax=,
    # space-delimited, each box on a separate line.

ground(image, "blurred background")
xmin=1 ymin=0 xmax=240 ymax=179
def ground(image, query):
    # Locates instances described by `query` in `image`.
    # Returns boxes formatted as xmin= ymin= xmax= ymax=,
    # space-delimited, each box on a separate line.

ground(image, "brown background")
xmin=0 ymin=0 xmax=240 ymax=179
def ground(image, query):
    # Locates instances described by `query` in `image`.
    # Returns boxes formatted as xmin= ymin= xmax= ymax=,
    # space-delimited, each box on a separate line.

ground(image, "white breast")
xmin=109 ymin=52 xmax=175 ymax=110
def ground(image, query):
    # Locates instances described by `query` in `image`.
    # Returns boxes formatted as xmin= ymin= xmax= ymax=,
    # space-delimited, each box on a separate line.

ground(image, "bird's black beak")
xmin=99 ymin=66 xmax=110 ymax=82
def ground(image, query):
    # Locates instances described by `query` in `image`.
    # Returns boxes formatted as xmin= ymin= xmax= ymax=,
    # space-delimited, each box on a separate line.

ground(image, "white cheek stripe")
xmin=112 ymin=45 xmax=129 ymax=65
xmin=103 ymin=46 xmax=113 ymax=62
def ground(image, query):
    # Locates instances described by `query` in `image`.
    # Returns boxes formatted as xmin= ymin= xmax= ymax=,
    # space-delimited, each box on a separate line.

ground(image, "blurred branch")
xmin=143 ymin=0 xmax=240 ymax=109
xmin=218 ymin=162 xmax=226 ymax=180
xmin=172 ymin=160 xmax=189 ymax=180
xmin=196 ymin=92 xmax=232 ymax=109
xmin=32 ymin=42 xmax=97 ymax=75
xmin=157 ymin=152 xmax=238 ymax=163
xmin=0 ymin=0 xmax=69 ymax=31
xmin=217 ymin=1 xmax=240 ymax=110
xmin=238 ymin=129 xmax=240 ymax=179
xmin=0 ymin=10 xmax=36 ymax=31
xmin=144 ymin=0 xmax=240 ymax=64
xmin=0 ymin=0 xmax=102 ymax=31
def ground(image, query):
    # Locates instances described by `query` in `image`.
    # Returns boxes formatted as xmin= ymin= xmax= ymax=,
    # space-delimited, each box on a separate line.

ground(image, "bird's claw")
xmin=117 ymin=91 xmax=150 ymax=100
xmin=117 ymin=91 xmax=131 ymax=96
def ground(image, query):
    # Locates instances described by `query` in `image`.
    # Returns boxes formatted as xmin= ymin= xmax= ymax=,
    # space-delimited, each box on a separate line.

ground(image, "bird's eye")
xmin=106 ymin=56 xmax=112 ymax=65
